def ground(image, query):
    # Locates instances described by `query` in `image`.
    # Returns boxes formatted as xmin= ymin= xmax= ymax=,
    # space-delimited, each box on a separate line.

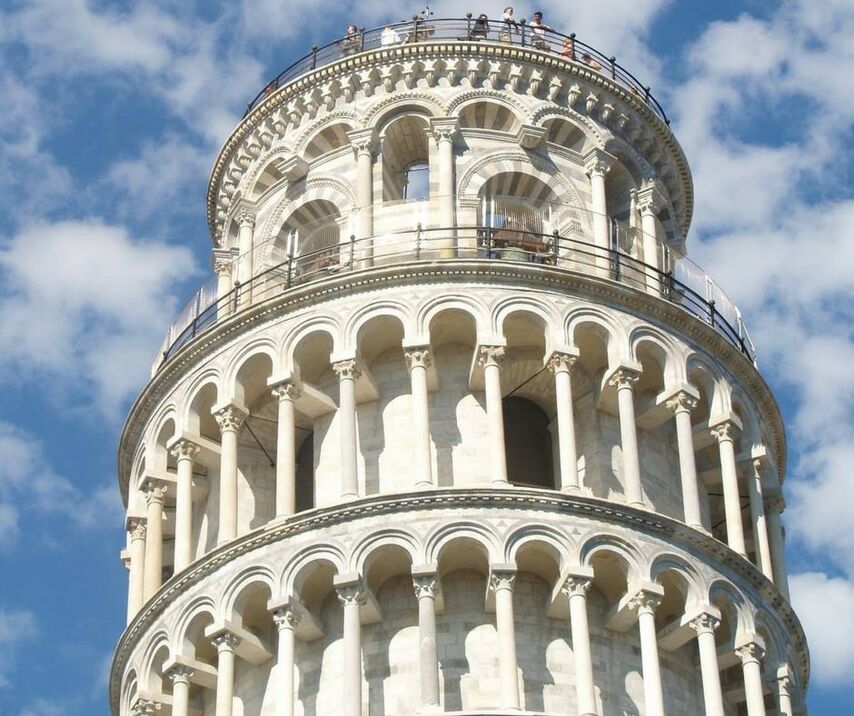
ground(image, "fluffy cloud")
xmin=0 ymin=609 xmax=37 ymax=689
xmin=0 ymin=221 xmax=198 ymax=415
xmin=790 ymin=572 xmax=854 ymax=686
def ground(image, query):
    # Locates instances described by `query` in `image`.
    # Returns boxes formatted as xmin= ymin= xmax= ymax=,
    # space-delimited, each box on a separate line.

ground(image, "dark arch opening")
xmin=296 ymin=432 xmax=315 ymax=512
xmin=502 ymin=396 xmax=554 ymax=488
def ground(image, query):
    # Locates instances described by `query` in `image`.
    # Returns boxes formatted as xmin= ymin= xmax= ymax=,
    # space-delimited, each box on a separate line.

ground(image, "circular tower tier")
xmin=112 ymin=21 xmax=808 ymax=716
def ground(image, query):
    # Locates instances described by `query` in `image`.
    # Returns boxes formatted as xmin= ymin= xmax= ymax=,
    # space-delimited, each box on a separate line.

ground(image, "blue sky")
xmin=0 ymin=1 xmax=852 ymax=714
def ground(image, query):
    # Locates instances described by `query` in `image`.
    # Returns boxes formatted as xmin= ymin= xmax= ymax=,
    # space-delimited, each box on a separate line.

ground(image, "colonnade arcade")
xmin=122 ymin=526 xmax=802 ymax=716
xmin=124 ymin=298 xmax=789 ymax=625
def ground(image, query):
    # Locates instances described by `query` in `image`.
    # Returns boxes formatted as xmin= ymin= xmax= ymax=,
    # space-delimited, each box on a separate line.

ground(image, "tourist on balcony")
xmin=560 ymin=36 xmax=575 ymax=60
xmin=529 ymin=11 xmax=551 ymax=50
xmin=381 ymin=24 xmax=401 ymax=47
xmin=500 ymin=7 xmax=519 ymax=43
xmin=581 ymin=52 xmax=603 ymax=71
xmin=339 ymin=24 xmax=360 ymax=56
xmin=472 ymin=13 xmax=490 ymax=40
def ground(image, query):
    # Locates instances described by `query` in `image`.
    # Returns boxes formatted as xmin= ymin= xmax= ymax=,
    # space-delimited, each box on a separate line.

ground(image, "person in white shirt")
xmin=381 ymin=25 xmax=400 ymax=46
xmin=529 ymin=10 xmax=551 ymax=50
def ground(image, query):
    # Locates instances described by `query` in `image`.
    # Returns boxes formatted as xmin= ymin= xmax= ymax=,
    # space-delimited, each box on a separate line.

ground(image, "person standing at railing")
xmin=472 ymin=13 xmax=490 ymax=40
xmin=381 ymin=24 xmax=401 ymax=46
xmin=529 ymin=11 xmax=551 ymax=50
xmin=339 ymin=24 xmax=360 ymax=56
xmin=500 ymin=6 xmax=520 ymax=44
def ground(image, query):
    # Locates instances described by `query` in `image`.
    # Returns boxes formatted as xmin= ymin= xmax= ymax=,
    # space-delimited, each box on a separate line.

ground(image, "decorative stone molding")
xmin=271 ymin=604 xmax=301 ymax=630
xmin=688 ymin=611 xmax=720 ymax=636
xmin=560 ymin=575 xmax=592 ymax=598
xmin=127 ymin=518 xmax=147 ymax=540
xmin=404 ymin=346 xmax=432 ymax=371
xmin=214 ymin=404 xmax=248 ymax=433
xmin=736 ymin=640 xmax=766 ymax=665
xmin=169 ymin=439 xmax=200 ymax=461
xmin=332 ymin=359 xmax=362 ymax=381
xmin=271 ymin=381 xmax=301 ymax=402
xmin=211 ymin=631 xmax=242 ymax=651
xmin=608 ymin=367 xmax=641 ymax=390
xmin=546 ymin=351 xmax=577 ymax=374
xmin=711 ymin=420 xmax=739 ymax=444
xmin=584 ymin=147 xmax=617 ymax=177
xmin=166 ymin=664 xmax=195 ymax=684
xmin=665 ymin=390 xmax=699 ymax=415
xmin=477 ymin=345 xmax=505 ymax=368
xmin=412 ymin=574 xmax=440 ymax=600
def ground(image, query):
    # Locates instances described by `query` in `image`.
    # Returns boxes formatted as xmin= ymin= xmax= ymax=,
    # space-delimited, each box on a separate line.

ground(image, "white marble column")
xmin=584 ymin=148 xmax=615 ymax=274
xmin=236 ymin=210 xmax=256 ymax=304
xmin=431 ymin=118 xmax=458 ymax=255
xmin=336 ymin=581 xmax=366 ymax=716
xmin=405 ymin=346 xmax=434 ymax=489
xmin=272 ymin=605 xmax=300 ymax=716
xmin=142 ymin=480 xmax=166 ymax=601
xmin=126 ymin=518 xmax=147 ymax=622
xmin=738 ymin=641 xmax=767 ymax=716
xmin=212 ymin=632 xmax=241 ymax=716
xmin=271 ymin=381 xmax=300 ymax=518
xmin=167 ymin=665 xmax=194 ymax=716
xmin=711 ymin=421 xmax=747 ymax=556
xmin=690 ymin=612 xmax=725 ymax=716
xmin=609 ymin=368 xmax=644 ymax=506
xmin=748 ymin=458 xmax=774 ymax=580
xmin=631 ymin=591 xmax=665 ymax=716
xmin=479 ymin=346 xmax=508 ymax=486
xmin=131 ymin=698 xmax=161 ymax=716
xmin=212 ymin=248 xmax=235 ymax=305
xmin=637 ymin=187 xmax=664 ymax=294
xmin=490 ymin=568 xmax=520 ymax=709
xmin=765 ymin=494 xmax=790 ymax=600
xmin=666 ymin=391 xmax=704 ymax=529
xmin=413 ymin=573 xmax=440 ymax=708
xmin=777 ymin=669 xmax=795 ymax=716
xmin=170 ymin=440 xmax=199 ymax=573
xmin=333 ymin=359 xmax=361 ymax=500
xmin=547 ymin=352 xmax=580 ymax=492
xmin=215 ymin=405 xmax=246 ymax=545
xmin=348 ymin=129 xmax=376 ymax=248
xmin=561 ymin=575 xmax=597 ymax=716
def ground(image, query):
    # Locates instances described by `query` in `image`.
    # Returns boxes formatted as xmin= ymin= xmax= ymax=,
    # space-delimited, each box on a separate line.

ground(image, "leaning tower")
xmin=111 ymin=17 xmax=809 ymax=716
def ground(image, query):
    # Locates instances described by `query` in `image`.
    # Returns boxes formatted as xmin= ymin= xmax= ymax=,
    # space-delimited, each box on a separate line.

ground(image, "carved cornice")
xmin=118 ymin=260 xmax=787 ymax=505
xmin=108 ymin=487 xmax=809 ymax=713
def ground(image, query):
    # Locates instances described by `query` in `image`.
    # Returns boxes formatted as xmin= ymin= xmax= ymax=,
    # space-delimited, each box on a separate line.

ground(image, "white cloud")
xmin=790 ymin=572 xmax=854 ymax=686
xmin=0 ymin=609 xmax=37 ymax=689
xmin=0 ymin=422 xmax=122 ymax=550
xmin=0 ymin=220 xmax=198 ymax=415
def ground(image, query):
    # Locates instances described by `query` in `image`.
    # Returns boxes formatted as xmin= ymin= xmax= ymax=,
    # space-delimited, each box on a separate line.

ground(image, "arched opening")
xmin=295 ymin=432 xmax=314 ymax=512
xmin=502 ymin=397 xmax=554 ymax=489
xmin=381 ymin=114 xmax=430 ymax=202
xmin=274 ymin=200 xmax=344 ymax=278
xmin=304 ymin=122 xmax=354 ymax=163
xmin=458 ymin=101 xmax=522 ymax=134
xmin=543 ymin=117 xmax=588 ymax=153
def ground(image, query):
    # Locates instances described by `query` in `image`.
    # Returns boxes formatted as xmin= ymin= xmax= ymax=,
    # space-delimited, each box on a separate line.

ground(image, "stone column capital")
xmin=127 ymin=516 xmax=147 ymax=539
xmin=211 ymin=631 xmax=241 ymax=652
xmin=665 ymin=390 xmax=699 ymax=415
xmin=413 ymin=573 xmax=440 ymax=600
xmin=636 ymin=183 xmax=667 ymax=216
xmin=335 ymin=580 xmax=367 ymax=607
xmin=347 ymin=128 xmax=378 ymax=157
xmin=628 ymin=588 xmax=663 ymax=615
xmin=213 ymin=403 xmax=248 ymax=433
xmin=765 ymin=491 xmax=786 ymax=514
xmin=271 ymin=604 xmax=301 ymax=631
xmin=332 ymin=358 xmax=362 ymax=381
xmin=583 ymin=147 xmax=617 ymax=177
xmin=560 ymin=575 xmax=592 ymax=598
xmin=736 ymin=640 xmax=766 ymax=665
xmin=608 ymin=367 xmax=641 ymax=390
xmin=488 ymin=565 xmax=517 ymax=593
xmin=166 ymin=663 xmax=195 ymax=685
xmin=710 ymin=420 xmax=740 ymax=444
xmin=234 ymin=209 xmax=256 ymax=229
xmin=169 ymin=439 xmax=201 ymax=462
xmin=131 ymin=698 xmax=162 ymax=716
xmin=477 ymin=345 xmax=505 ymax=368
xmin=688 ymin=610 xmax=721 ymax=636
xmin=546 ymin=351 xmax=578 ymax=375
xmin=270 ymin=380 xmax=301 ymax=402
xmin=404 ymin=345 xmax=433 ymax=371
xmin=142 ymin=478 xmax=168 ymax=503
xmin=430 ymin=117 xmax=459 ymax=144
xmin=211 ymin=248 xmax=235 ymax=276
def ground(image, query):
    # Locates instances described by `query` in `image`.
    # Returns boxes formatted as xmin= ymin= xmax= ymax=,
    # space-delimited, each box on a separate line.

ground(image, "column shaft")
xmin=170 ymin=673 xmax=191 ymax=716
xmin=693 ymin=617 xmax=725 ymax=716
xmin=406 ymin=349 xmax=433 ymax=488
xmin=637 ymin=605 xmax=665 ymax=716
xmin=273 ymin=608 xmax=299 ymax=716
xmin=236 ymin=214 xmax=255 ymax=303
xmin=590 ymin=171 xmax=609 ymax=255
xmin=142 ymin=485 xmax=165 ymax=600
xmin=480 ymin=347 xmax=508 ymax=485
xmin=740 ymin=647 xmax=767 ymax=716
xmin=340 ymin=593 xmax=363 ymax=716
xmin=640 ymin=208 xmax=662 ymax=293
xmin=765 ymin=498 xmax=790 ymax=599
xmin=713 ymin=423 xmax=746 ymax=556
xmin=549 ymin=355 xmax=580 ymax=491
xmin=272 ymin=383 xmax=299 ymax=517
xmin=215 ymin=641 xmax=237 ymax=716
xmin=218 ymin=421 xmax=240 ymax=544
xmin=748 ymin=460 xmax=774 ymax=580
xmin=777 ymin=677 xmax=794 ymax=716
xmin=414 ymin=577 xmax=440 ymax=707
xmin=565 ymin=579 xmax=597 ymax=716
xmin=668 ymin=394 xmax=703 ymax=529
xmin=334 ymin=361 xmax=360 ymax=499
xmin=492 ymin=575 xmax=520 ymax=709
xmin=126 ymin=520 xmax=146 ymax=622
xmin=612 ymin=371 xmax=643 ymax=506
xmin=172 ymin=443 xmax=198 ymax=573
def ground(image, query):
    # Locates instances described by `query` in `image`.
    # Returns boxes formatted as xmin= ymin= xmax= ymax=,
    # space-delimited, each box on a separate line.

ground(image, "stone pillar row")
xmin=140 ymin=569 xmax=787 ymax=716
xmin=126 ymin=350 xmax=790 ymax=618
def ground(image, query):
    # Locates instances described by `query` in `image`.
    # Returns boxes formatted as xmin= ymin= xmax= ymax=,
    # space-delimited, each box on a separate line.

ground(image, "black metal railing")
xmin=243 ymin=16 xmax=669 ymax=124
xmin=156 ymin=226 xmax=754 ymax=369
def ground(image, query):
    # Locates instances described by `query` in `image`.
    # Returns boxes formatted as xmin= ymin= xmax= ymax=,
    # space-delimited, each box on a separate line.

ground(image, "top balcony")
xmin=243 ymin=16 xmax=669 ymax=125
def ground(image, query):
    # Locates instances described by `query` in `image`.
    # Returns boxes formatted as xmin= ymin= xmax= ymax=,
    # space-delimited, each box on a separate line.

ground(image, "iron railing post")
xmin=466 ymin=13 xmax=472 ymax=41
xmin=520 ymin=19 xmax=526 ymax=46
xmin=708 ymin=299 xmax=717 ymax=327
xmin=311 ymin=45 xmax=318 ymax=69
xmin=569 ymin=32 xmax=577 ymax=60
xmin=286 ymin=255 xmax=293 ymax=288
xmin=415 ymin=223 xmax=422 ymax=259
xmin=232 ymin=280 xmax=241 ymax=312
xmin=610 ymin=56 xmax=617 ymax=80
xmin=349 ymin=234 xmax=356 ymax=269
xmin=359 ymin=27 xmax=365 ymax=51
